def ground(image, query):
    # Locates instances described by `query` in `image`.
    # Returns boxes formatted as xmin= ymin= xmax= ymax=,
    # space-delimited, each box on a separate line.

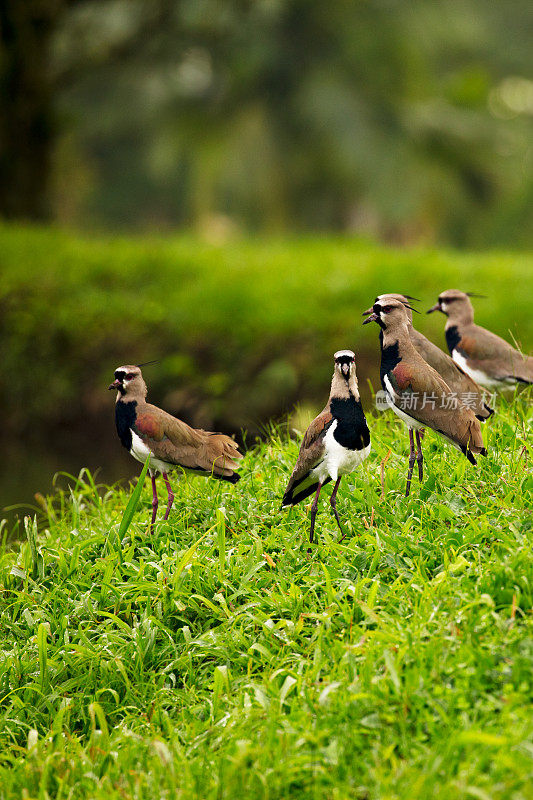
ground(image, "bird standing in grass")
xmin=427 ymin=290 xmax=533 ymax=390
xmin=363 ymin=293 xmax=493 ymax=420
xmin=109 ymin=365 xmax=242 ymax=530
xmin=364 ymin=299 xmax=486 ymax=496
xmin=282 ymin=351 xmax=370 ymax=544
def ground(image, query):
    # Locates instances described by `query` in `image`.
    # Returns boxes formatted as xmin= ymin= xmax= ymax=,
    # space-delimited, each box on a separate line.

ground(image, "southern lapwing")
xmin=364 ymin=299 xmax=486 ymax=496
xmin=363 ymin=293 xmax=493 ymax=420
xmin=281 ymin=351 xmax=370 ymax=544
xmin=427 ymin=290 xmax=533 ymax=390
xmin=109 ymin=365 xmax=242 ymax=530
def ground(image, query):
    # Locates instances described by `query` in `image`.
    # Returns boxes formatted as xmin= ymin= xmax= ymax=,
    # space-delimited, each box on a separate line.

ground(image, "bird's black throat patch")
xmin=445 ymin=325 xmax=461 ymax=354
xmin=115 ymin=400 xmax=137 ymax=450
xmin=329 ymin=396 xmax=370 ymax=450
xmin=380 ymin=340 xmax=401 ymax=388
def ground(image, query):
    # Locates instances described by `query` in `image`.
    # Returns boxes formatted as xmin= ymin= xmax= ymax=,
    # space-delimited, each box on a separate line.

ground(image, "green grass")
xmin=1 ymin=394 xmax=532 ymax=799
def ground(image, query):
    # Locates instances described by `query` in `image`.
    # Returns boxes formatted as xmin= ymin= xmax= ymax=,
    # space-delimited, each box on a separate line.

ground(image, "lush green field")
xmin=1 ymin=393 xmax=531 ymax=799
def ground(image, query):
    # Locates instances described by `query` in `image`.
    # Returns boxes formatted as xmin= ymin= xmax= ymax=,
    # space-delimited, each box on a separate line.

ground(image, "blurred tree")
xmin=1 ymin=0 xmax=532 ymax=246
xmin=0 ymin=0 xmax=66 ymax=219
xmin=0 ymin=0 xmax=173 ymax=220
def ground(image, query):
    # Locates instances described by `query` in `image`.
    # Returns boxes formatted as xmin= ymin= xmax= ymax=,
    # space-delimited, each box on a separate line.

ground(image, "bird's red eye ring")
xmin=381 ymin=305 xmax=394 ymax=313
xmin=126 ymin=373 xmax=136 ymax=380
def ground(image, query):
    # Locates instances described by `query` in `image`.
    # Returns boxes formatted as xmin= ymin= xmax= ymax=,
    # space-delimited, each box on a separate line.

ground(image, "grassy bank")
xmin=2 ymin=225 xmax=533 ymax=438
xmin=0 ymin=395 xmax=531 ymax=799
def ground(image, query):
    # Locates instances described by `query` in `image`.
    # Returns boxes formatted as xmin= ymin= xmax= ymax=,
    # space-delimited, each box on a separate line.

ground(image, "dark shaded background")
xmin=2 ymin=0 xmax=533 ymax=246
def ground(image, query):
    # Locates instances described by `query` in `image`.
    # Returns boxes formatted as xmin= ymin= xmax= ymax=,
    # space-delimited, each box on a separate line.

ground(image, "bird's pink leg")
xmin=415 ymin=430 xmax=424 ymax=482
xmin=162 ymin=472 xmax=174 ymax=521
xmin=150 ymin=472 xmax=158 ymax=532
xmin=405 ymin=429 xmax=416 ymax=497
xmin=309 ymin=482 xmax=323 ymax=544
xmin=329 ymin=477 xmax=344 ymax=536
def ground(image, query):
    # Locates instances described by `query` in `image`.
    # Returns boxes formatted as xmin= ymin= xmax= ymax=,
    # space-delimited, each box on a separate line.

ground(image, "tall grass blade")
xmin=107 ymin=457 xmax=151 ymax=560
xmin=216 ymin=507 xmax=226 ymax=571
xmin=37 ymin=622 xmax=48 ymax=692
xmin=24 ymin=516 xmax=43 ymax=580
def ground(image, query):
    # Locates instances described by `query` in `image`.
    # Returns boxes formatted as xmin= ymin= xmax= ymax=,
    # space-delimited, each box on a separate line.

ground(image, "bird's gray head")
xmin=427 ymin=290 xmax=480 ymax=321
xmin=334 ymin=349 xmax=356 ymax=379
xmin=108 ymin=365 xmax=148 ymax=399
xmin=362 ymin=298 xmax=413 ymax=331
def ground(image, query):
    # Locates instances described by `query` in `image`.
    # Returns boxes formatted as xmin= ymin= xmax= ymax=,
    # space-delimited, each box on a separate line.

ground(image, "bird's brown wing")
xmin=135 ymin=404 xmax=241 ymax=477
xmin=413 ymin=332 xmax=492 ymax=418
xmin=134 ymin=411 xmax=166 ymax=442
xmin=389 ymin=362 xmax=485 ymax=456
xmin=460 ymin=327 xmax=533 ymax=383
xmin=282 ymin=408 xmax=332 ymax=506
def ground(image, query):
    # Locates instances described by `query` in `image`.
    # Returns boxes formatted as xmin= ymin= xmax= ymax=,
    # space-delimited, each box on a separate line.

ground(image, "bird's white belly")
xmin=383 ymin=376 xmax=425 ymax=430
xmin=451 ymin=350 xmax=507 ymax=390
xmin=130 ymin=431 xmax=170 ymax=474
xmin=311 ymin=421 xmax=370 ymax=483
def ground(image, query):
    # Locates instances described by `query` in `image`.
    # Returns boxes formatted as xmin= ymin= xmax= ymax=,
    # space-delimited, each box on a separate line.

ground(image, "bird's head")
xmin=362 ymin=293 xmax=419 ymax=322
xmin=427 ymin=290 xmax=480 ymax=321
xmin=334 ymin=349 xmax=357 ymax=379
xmin=363 ymin=297 xmax=413 ymax=331
xmin=108 ymin=365 xmax=148 ymax=399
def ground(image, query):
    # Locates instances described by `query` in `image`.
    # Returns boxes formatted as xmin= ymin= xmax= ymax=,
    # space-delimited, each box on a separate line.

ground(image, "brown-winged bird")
xmin=428 ymin=290 xmax=533 ymax=390
xmin=282 ymin=351 xmax=371 ymax=544
xmin=363 ymin=293 xmax=493 ymax=420
xmin=364 ymin=299 xmax=486 ymax=496
xmin=109 ymin=365 xmax=241 ymax=530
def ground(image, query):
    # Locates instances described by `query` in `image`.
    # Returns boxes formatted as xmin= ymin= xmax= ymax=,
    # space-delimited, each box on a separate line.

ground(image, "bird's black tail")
xmin=281 ymin=474 xmax=331 ymax=509
xmin=220 ymin=472 xmax=240 ymax=484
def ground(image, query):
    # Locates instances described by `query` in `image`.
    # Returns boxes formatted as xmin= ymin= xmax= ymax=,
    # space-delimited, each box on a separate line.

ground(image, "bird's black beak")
xmin=108 ymin=379 xmax=122 ymax=390
xmin=341 ymin=363 xmax=350 ymax=376
xmin=363 ymin=312 xmax=379 ymax=325
xmin=426 ymin=303 xmax=441 ymax=314
xmin=362 ymin=307 xmax=373 ymax=317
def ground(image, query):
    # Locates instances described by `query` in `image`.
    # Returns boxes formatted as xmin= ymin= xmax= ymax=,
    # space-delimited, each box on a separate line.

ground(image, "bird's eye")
xmin=126 ymin=373 xmax=136 ymax=380
xmin=381 ymin=305 xmax=394 ymax=313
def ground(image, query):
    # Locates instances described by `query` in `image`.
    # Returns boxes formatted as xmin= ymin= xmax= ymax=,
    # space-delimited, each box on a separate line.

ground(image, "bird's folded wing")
xmin=466 ymin=352 xmax=533 ymax=383
xmin=288 ymin=409 xmax=332 ymax=484
xmin=135 ymin=407 xmax=241 ymax=475
xmin=389 ymin=364 xmax=484 ymax=450
xmin=134 ymin=412 xmax=166 ymax=442
xmin=462 ymin=328 xmax=532 ymax=372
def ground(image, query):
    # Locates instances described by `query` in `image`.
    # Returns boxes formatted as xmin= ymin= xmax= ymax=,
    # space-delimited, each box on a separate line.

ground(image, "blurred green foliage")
xmin=1 ymin=224 xmax=532 ymax=443
xmin=27 ymin=0 xmax=533 ymax=246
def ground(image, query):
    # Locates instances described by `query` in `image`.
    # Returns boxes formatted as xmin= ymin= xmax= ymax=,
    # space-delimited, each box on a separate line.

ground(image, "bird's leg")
xmin=329 ymin=477 xmax=344 ymax=537
xmin=150 ymin=472 xmax=159 ymax=532
xmin=162 ymin=472 xmax=175 ymax=521
xmin=309 ymin=482 xmax=323 ymax=544
xmin=405 ymin=430 xmax=416 ymax=497
xmin=415 ymin=430 xmax=424 ymax=482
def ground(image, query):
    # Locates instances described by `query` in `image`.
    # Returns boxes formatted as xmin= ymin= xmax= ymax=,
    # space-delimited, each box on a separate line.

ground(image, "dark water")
xmin=1 ymin=423 xmax=135 ymax=535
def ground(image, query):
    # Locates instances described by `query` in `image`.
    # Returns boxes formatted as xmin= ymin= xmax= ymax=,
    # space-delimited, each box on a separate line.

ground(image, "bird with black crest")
xmin=427 ymin=290 xmax=533 ymax=390
xmin=364 ymin=298 xmax=486 ymax=496
xmin=109 ymin=362 xmax=242 ymax=531
xmin=281 ymin=350 xmax=370 ymax=544
xmin=363 ymin=293 xmax=493 ymax=420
